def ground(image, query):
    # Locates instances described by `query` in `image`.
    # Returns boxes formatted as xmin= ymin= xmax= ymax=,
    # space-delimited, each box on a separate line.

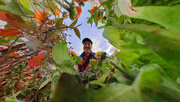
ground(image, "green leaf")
xmin=74 ymin=56 xmax=81 ymax=65
xmin=19 ymin=0 xmax=30 ymax=10
xmin=52 ymin=42 xmax=70 ymax=65
xmin=38 ymin=78 xmax=51 ymax=90
xmin=94 ymin=10 xmax=99 ymax=26
xmin=90 ymin=74 xmax=108 ymax=86
xmin=114 ymin=5 xmax=122 ymax=17
xmin=0 ymin=38 xmax=9 ymax=44
xmin=116 ymin=51 xmax=140 ymax=63
xmin=96 ymin=83 xmax=143 ymax=102
xmin=4 ymin=98 xmax=19 ymax=102
xmin=52 ymin=73 xmax=87 ymax=102
xmin=89 ymin=59 xmax=95 ymax=68
xmin=118 ymin=0 xmax=180 ymax=33
xmin=104 ymin=20 xmax=180 ymax=68
xmin=69 ymin=19 xmax=78 ymax=27
xmin=0 ymin=5 xmax=10 ymax=13
xmin=103 ymin=26 xmax=126 ymax=49
xmin=73 ymin=27 xmax=80 ymax=39
xmin=133 ymin=64 xmax=180 ymax=101
xmin=61 ymin=67 xmax=76 ymax=75
xmin=25 ymin=41 xmax=37 ymax=51
xmin=3 ymin=0 xmax=33 ymax=16
xmin=134 ymin=64 xmax=162 ymax=89
xmin=55 ymin=18 xmax=64 ymax=27
xmin=51 ymin=71 xmax=60 ymax=91
xmin=52 ymin=73 xmax=142 ymax=102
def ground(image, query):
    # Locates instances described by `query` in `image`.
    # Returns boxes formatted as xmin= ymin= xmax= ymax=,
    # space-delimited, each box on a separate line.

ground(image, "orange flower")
xmin=52 ymin=5 xmax=61 ymax=16
xmin=90 ymin=6 xmax=101 ymax=21
xmin=91 ymin=6 xmax=98 ymax=12
xmin=70 ymin=50 xmax=77 ymax=56
xmin=32 ymin=9 xmax=48 ymax=22
xmin=76 ymin=6 xmax=82 ymax=18
xmin=75 ymin=0 xmax=80 ymax=2
xmin=2 ymin=45 xmax=8 ymax=49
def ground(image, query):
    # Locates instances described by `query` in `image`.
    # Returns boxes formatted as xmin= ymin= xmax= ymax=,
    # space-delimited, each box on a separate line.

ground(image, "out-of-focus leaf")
xmin=51 ymin=71 xmax=60 ymax=91
xmin=4 ymin=98 xmax=19 ymax=102
xmin=114 ymin=5 xmax=122 ymax=17
xmin=0 ymin=12 xmax=33 ymax=31
xmin=3 ymin=0 xmax=33 ymax=16
xmin=52 ymin=73 xmax=143 ymax=102
xmin=134 ymin=64 xmax=162 ymax=89
xmin=52 ymin=42 xmax=70 ymax=65
xmin=0 ymin=5 xmax=10 ymax=13
xmin=120 ymin=24 xmax=180 ymax=68
xmin=94 ymin=10 xmax=99 ymax=26
xmin=118 ymin=0 xmax=180 ymax=33
xmin=103 ymin=26 xmax=126 ymax=49
xmin=104 ymin=20 xmax=180 ymax=68
xmin=0 ymin=28 xmax=22 ymax=36
xmin=38 ymin=78 xmax=51 ymax=90
xmin=96 ymin=83 xmax=143 ymax=102
xmin=0 ymin=11 xmax=7 ymax=21
xmin=19 ymin=0 xmax=30 ymax=10
xmin=0 ymin=38 xmax=9 ymax=44
xmin=52 ymin=73 xmax=87 ymax=102
xmin=24 ymin=34 xmax=42 ymax=47
xmin=69 ymin=19 xmax=78 ymax=27
xmin=134 ymin=64 xmax=180 ymax=101
xmin=61 ymin=67 xmax=76 ymax=75
xmin=25 ymin=41 xmax=37 ymax=51
xmin=116 ymin=51 xmax=140 ymax=63
xmin=27 ymin=53 xmax=45 ymax=67
xmin=73 ymin=27 xmax=80 ymax=39
xmin=74 ymin=56 xmax=81 ymax=65
xmin=90 ymin=74 xmax=108 ymax=86
xmin=162 ymin=77 xmax=180 ymax=94
xmin=55 ymin=18 xmax=64 ymax=27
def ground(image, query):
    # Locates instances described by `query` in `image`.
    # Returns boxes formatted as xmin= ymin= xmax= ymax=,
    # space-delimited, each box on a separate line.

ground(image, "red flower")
xmin=82 ymin=0 xmax=88 ymax=2
xmin=32 ymin=9 xmax=48 ymax=22
xmin=52 ymin=5 xmax=61 ymax=16
xmin=76 ymin=6 xmax=82 ymax=18
xmin=90 ymin=6 xmax=101 ymax=21
xmin=75 ymin=0 xmax=88 ymax=2
xmin=91 ymin=6 xmax=98 ymax=12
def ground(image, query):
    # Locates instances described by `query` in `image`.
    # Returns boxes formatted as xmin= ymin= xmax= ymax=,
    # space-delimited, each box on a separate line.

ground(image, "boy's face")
xmin=83 ymin=41 xmax=92 ymax=53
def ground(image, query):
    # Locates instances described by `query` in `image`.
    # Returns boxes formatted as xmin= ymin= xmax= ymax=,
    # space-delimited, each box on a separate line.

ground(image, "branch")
xmin=0 ymin=43 xmax=26 ymax=53
xmin=8 ymin=35 xmax=21 ymax=51
xmin=110 ymin=60 xmax=137 ymax=80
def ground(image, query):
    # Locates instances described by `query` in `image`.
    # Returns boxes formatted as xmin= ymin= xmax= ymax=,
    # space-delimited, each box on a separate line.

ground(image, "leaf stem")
xmin=110 ymin=60 xmax=137 ymax=80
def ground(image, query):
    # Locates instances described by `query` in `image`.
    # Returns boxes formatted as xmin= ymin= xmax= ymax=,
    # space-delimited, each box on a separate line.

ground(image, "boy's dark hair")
xmin=82 ymin=38 xmax=93 ymax=45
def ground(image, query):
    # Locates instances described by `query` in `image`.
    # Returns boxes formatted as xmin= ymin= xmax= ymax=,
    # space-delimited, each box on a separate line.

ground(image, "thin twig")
xmin=8 ymin=36 xmax=21 ymax=51
xmin=16 ymin=0 xmax=38 ymax=34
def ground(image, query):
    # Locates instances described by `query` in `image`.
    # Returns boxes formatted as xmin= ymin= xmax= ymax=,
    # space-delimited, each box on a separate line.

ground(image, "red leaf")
xmin=28 ymin=53 xmax=45 ymax=68
xmin=0 ymin=12 xmax=6 ymax=21
xmin=0 ymin=12 xmax=33 ymax=31
xmin=0 ymin=28 xmax=23 ymax=36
